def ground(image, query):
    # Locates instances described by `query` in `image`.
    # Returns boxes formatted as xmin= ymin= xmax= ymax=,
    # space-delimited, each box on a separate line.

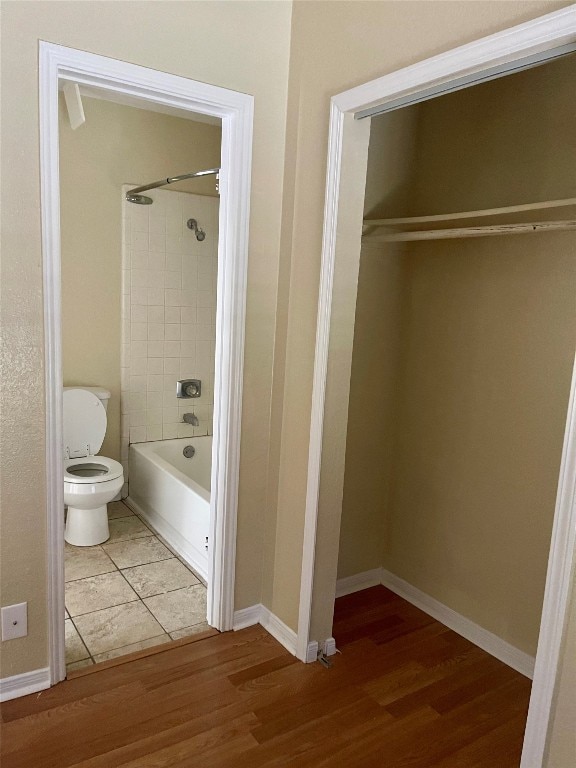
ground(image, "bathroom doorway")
xmin=40 ymin=44 xmax=253 ymax=684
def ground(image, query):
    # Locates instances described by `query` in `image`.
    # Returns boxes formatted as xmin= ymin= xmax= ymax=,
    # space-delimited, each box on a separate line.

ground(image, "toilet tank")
xmin=64 ymin=386 xmax=111 ymax=412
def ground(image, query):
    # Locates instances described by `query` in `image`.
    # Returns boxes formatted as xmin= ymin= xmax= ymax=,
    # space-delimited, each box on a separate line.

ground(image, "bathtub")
xmin=127 ymin=437 xmax=211 ymax=582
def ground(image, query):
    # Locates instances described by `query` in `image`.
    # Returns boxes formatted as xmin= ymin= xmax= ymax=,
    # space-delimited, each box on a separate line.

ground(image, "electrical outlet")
xmin=1 ymin=602 xmax=28 ymax=640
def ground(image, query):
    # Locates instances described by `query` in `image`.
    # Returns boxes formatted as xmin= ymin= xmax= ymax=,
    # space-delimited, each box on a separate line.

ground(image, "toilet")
xmin=63 ymin=387 xmax=124 ymax=546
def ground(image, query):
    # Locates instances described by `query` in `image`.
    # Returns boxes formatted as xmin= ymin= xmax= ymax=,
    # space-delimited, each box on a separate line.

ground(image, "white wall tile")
xmin=147 ymin=426 xmax=163 ymax=442
xmin=147 ymin=358 xmax=163 ymax=375
xmin=181 ymin=307 xmax=196 ymax=324
xmin=147 ymin=374 xmax=163 ymax=391
xmin=148 ymin=287 xmax=165 ymax=306
xmin=130 ymin=411 xmax=147 ymax=427
xmin=129 ymin=426 xmax=147 ymax=443
xmin=146 ymin=391 xmax=164 ymax=410
xmin=165 ymin=324 xmax=181 ymax=340
xmin=165 ymin=289 xmax=181 ymax=306
xmin=147 ymin=306 xmax=164 ymax=324
xmin=131 ymin=323 xmax=148 ymax=341
xmin=148 ymin=323 xmax=164 ymax=341
xmin=147 ymin=341 xmax=164 ymax=358
xmin=162 ymin=423 xmax=179 ymax=439
xmin=122 ymin=189 xmax=218 ymax=461
xmin=164 ymin=341 xmax=180 ymax=358
xmin=163 ymin=358 xmax=180 ymax=374
xmin=165 ymin=306 xmax=180 ymax=324
xmin=146 ymin=409 xmax=162 ymax=425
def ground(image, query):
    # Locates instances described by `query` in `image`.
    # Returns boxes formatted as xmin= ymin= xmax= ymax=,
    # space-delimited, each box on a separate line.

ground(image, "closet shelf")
xmin=362 ymin=197 xmax=576 ymax=242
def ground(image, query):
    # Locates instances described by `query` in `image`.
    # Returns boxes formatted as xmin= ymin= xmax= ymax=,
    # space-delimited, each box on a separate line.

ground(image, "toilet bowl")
xmin=63 ymin=387 xmax=124 ymax=546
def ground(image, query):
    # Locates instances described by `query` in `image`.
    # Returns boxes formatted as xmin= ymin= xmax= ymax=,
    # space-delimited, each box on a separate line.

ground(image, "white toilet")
xmin=64 ymin=387 xmax=124 ymax=546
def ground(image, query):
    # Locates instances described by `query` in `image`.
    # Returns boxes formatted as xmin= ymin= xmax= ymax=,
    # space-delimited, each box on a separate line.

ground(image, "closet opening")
xmin=331 ymin=48 xmax=575 ymax=764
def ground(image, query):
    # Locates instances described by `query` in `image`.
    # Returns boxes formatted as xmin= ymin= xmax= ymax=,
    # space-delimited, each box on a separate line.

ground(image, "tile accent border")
xmin=0 ymin=667 xmax=51 ymax=702
xmin=335 ymin=568 xmax=535 ymax=679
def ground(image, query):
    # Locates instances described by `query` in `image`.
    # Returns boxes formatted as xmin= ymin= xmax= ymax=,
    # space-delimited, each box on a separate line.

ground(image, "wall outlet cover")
xmin=1 ymin=602 xmax=28 ymax=641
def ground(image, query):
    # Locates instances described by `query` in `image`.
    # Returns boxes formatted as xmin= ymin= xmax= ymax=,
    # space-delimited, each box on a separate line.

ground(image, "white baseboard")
xmin=233 ymin=604 xmax=262 ymax=631
xmin=324 ymin=637 xmax=337 ymax=656
xmin=335 ymin=567 xmax=535 ymax=679
xmin=0 ymin=667 xmax=51 ymax=702
xmin=233 ymin=604 xmax=297 ymax=656
xmin=335 ymin=567 xmax=383 ymax=598
xmin=259 ymin=606 xmax=298 ymax=656
xmin=306 ymin=641 xmax=319 ymax=663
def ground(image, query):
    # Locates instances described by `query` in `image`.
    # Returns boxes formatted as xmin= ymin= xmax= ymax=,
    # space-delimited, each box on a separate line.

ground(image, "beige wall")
xmin=387 ymin=236 xmax=576 ymax=655
xmin=0 ymin=0 xmax=292 ymax=678
xmin=60 ymin=95 xmax=221 ymax=462
xmin=2 ymin=0 xmax=575 ymax=743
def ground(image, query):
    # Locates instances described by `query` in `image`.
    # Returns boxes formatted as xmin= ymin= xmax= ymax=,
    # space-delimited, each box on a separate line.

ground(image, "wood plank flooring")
xmin=0 ymin=586 xmax=531 ymax=767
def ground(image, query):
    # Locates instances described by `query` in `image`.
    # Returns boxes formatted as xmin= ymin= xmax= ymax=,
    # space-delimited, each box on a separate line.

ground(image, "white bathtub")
xmin=127 ymin=437 xmax=211 ymax=582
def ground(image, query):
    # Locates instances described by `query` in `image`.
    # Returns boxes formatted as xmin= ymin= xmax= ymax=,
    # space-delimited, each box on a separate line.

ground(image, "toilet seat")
xmin=64 ymin=456 xmax=123 ymax=484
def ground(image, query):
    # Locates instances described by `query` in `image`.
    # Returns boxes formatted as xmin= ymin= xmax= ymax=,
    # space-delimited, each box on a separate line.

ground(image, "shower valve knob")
xmin=176 ymin=379 xmax=201 ymax=398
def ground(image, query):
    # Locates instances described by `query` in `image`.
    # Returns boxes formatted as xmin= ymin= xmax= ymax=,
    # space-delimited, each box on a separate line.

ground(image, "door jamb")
xmin=40 ymin=42 xmax=253 ymax=684
xmin=298 ymin=7 xmax=576 ymax=766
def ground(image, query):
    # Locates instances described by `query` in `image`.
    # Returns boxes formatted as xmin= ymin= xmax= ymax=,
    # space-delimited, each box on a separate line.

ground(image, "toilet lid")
xmin=63 ymin=388 xmax=107 ymax=458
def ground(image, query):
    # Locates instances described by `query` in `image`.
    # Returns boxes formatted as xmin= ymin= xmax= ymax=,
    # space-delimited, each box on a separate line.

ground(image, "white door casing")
xmin=40 ymin=42 xmax=253 ymax=684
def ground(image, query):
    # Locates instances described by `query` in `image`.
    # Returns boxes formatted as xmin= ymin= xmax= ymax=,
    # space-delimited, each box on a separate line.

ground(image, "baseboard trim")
xmin=335 ymin=568 xmax=535 ymax=679
xmin=324 ymin=637 xmax=337 ymax=657
xmin=233 ymin=604 xmax=262 ymax=631
xmin=335 ymin=568 xmax=384 ymax=598
xmin=233 ymin=604 xmax=298 ymax=656
xmin=0 ymin=667 xmax=51 ymax=702
xmin=259 ymin=606 xmax=298 ymax=656
xmin=306 ymin=641 xmax=319 ymax=663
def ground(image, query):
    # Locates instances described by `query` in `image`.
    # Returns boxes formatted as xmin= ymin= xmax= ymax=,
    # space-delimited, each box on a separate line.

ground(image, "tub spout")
xmin=183 ymin=413 xmax=199 ymax=426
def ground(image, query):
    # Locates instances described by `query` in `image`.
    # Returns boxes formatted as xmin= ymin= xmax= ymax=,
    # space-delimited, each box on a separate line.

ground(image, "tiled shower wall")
xmin=120 ymin=186 xmax=219 ymax=480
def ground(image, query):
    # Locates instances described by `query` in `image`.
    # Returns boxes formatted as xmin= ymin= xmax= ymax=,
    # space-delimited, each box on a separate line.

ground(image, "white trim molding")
xmin=233 ymin=604 xmax=298 ymax=657
xmin=233 ymin=604 xmax=263 ymax=631
xmin=335 ymin=568 xmax=384 ymax=598
xmin=0 ymin=668 xmax=51 ymax=703
xmin=40 ymin=42 xmax=253 ymax=687
xmin=336 ymin=569 xmax=535 ymax=678
xmin=379 ymin=569 xmax=535 ymax=679
xmin=300 ymin=6 xmax=576 ymax=767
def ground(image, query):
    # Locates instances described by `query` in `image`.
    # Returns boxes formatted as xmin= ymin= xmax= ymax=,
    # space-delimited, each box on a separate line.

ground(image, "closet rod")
xmin=363 ymin=197 xmax=576 ymax=229
xmin=363 ymin=220 xmax=576 ymax=243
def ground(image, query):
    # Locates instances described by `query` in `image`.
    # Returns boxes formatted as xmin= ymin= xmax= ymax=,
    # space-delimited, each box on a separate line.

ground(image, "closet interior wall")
xmin=339 ymin=54 xmax=576 ymax=658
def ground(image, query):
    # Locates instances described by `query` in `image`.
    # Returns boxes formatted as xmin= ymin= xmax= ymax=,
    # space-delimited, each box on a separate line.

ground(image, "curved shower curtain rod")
xmin=126 ymin=167 xmax=220 ymax=204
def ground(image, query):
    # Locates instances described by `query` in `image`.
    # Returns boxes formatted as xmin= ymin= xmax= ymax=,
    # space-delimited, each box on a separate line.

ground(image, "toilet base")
xmin=65 ymin=505 xmax=110 ymax=546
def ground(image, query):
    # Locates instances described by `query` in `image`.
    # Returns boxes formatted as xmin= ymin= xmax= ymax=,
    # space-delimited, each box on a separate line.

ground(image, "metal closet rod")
xmin=126 ymin=167 xmax=220 ymax=197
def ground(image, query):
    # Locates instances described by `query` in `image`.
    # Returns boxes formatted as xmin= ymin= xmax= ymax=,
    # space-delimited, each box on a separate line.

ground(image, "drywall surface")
xmin=385 ymin=235 xmax=576 ymax=655
xmin=338 ymin=107 xmax=417 ymax=580
xmin=281 ymin=0 xmax=569 ymax=642
xmin=337 ymin=243 xmax=405 ymax=580
xmin=409 ymin=52 xmax=576 ymax=215
xmin=0 ymin=0 xmax=291 ymax=679
xmin=60 ymin=96 xmax=221 ymax=462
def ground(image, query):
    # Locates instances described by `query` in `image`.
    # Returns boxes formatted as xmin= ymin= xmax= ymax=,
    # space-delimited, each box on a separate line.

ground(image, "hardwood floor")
xmin=0 ymin=586 xmax=531 ymax=767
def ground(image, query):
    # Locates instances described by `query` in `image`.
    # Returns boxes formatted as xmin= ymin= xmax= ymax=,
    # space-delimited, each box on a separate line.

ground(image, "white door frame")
xmin=298 ymin=6 xmax=576 ymax=766
xmin=40 ymin=42 xmax=253 ymax=684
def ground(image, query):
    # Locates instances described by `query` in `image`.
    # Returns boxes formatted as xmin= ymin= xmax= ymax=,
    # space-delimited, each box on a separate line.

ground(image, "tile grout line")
xmin=65 ymin=502 xmax=209 ymax=668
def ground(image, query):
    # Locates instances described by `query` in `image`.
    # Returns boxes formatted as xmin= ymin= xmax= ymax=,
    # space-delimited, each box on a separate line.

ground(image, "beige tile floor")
xmin=64 ymin=501 xmax=210 ymax=673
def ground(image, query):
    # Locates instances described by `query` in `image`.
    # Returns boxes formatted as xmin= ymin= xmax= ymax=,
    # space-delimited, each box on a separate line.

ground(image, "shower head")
xmin=187 ymin=218 xmax=206 ymax=241
xmin=126 ymin=193 xmax=153 ymax=205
